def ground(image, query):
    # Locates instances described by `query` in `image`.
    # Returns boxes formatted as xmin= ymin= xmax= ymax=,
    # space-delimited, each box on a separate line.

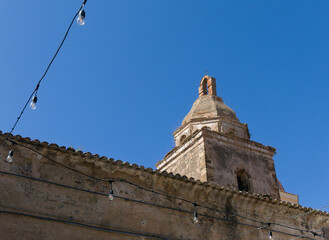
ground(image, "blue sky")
xmin=1 ymin=0 xmax=328 ymax=210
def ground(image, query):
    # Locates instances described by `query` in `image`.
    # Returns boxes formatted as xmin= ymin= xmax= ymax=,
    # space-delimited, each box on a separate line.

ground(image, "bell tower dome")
xmin=156 ymin=76 xmax=280 ymax=199
xmin=174 ymin=75 xmax=250 ymax=147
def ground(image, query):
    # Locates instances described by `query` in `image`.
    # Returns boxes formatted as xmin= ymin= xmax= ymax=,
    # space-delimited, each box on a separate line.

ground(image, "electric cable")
xmin=0 ymin=170 xmax=257 ymax=223
xmin=3 ymin=138 xmax=328 ymax=238
xmin=0 ymin=170 xmax=261 ymax=227
xmin=221 ymin=226 xmax=267 ymax=240
xmin=0 ymin=209 xmax=172 ymax=240
xmin=1 ymin=1 xmax=326 ymax=238
xmin=289 ymin=225 xmax=329 ymax=240
xmin=1 ymin=0 xmax=88 ymax=147
xmin=222 ymin=204 xmax=329 ymax=240
xmin=0 ymin=140 xmax=292 ymax=226
xmin=0 ymin=169 xmax=323 ymax=240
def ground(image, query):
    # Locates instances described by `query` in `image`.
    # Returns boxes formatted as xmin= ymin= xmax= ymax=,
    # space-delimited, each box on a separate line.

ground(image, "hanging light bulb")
xmin=193 ymin=203 xmax=199 ymax=223
xmin=267 ymin=223 xmax=273 ymax=239
xmin=108 ymin=189 xmax=114 ymax=201
xmin=108 ymin=181 xmax=114 ymax=201
xmin=77 ymin=9 xmax=86 ymax=26
xmin=269 ymin=230 xmax=273 ymax=239
xmin=193 ymin=211 xmax=199 ymax=224
xmin=30 ymin=96 xmax=38 ymax=110
xmin=6 ymin=150 xmax=13 ymax=163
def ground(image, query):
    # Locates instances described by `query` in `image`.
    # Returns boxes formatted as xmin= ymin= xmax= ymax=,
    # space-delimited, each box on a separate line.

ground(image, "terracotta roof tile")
xmin=1 ymin=131 xmax=328 ymax=217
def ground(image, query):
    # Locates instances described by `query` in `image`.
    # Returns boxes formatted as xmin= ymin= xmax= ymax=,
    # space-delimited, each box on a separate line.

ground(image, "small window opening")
xmin=236 ymin=170 xmax=251 ymax=192
xmin=202 ymin=79 xmax=208 ymax=95
xmin=228 ymin=128 xmax=237 ymax=136
xmin=180 ymin=135 xmax=187 ymax=145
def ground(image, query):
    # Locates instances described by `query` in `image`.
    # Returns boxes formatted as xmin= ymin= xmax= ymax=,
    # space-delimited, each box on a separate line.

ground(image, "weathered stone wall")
xmin=0 ymin=132 xmax=328 ymax=240
xmin=202 ymin=130 xmax=280 ymax=199
xmin=156 ymin=132 xmax=207 ymax=182
xmin=173 ymin=118 xmax=248 ymax=147
xmin=157 ymin=129 xmax=279 ymax=199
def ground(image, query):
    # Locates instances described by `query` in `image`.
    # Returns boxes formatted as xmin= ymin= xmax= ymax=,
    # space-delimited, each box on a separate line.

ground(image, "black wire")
xmin=0 ymin=0 xmax=87 ymax=147
xmin=0 ymin=209 xmax=171 ymax=240
xmin=0 ymin=170 xmax=228 ymax=219
xmin=220 ymin=227 xmax=265 ymax=240
xmin=0 ymin=0 xmax=323 ymax=235
xmin=289 ymin=226 xmax=329 ymax=240
xmin=4 ymin=140 xmax=259 ymax=221
xmin=0 ymin=0 xmax=324 ymax=238
xmin=4 ymin=139 xmax=327 ymax=237
xmin=0 ymin=170 xmax=255 ymax=227
xmin=7 ymin=140 xmax=108 ymax=182
xmin=0 ymin=169 xmax=322 ymax=240
xmin=222 ymin=221 xmax=329 ymax=240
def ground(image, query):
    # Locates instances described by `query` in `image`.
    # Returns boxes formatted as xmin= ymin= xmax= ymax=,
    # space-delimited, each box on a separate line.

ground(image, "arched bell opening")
xmin=236 ymin=169 xmax=252 ymax=192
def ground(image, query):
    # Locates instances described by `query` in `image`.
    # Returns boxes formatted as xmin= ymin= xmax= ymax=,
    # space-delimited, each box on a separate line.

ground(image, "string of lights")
xmin=272 ymin=204 xmax=329 ymax=239
xmin=222 ymin=210 xmax=329 ymax=240
xmin=0 ymin=169 xmax=322 ymax=240
xmin=222 ymin=223 xmax=278 ymax=240
xmin=0 ymin=0 xmax=88 ymax=148
xmin=1 ymin=1 xmax=326 ymax=239
xmin=0 ymin=209 xmax=172 ymax=240
xmin=221 ymin=226 xmax=268 ymax=240
xmin=289 ymin=226 xmax=329 ymax=240
xmin=221 ymin=221 xmax=324 ymax=240
xmin=220 ymin=223 xmax=270 ymax=240
xmin=0 ymin=170 xmax=261 ymax=227
xmin=2 ymin=139 xmax=328 ymax=240
xmin=226 ymin=223 xmax=329 ymax=240
xmin=6 ymin=139 xmax=108 ymax=183
xmin=2 ymin=139 xmax=316 ymax=233
xmin=0 ymin=170 xmax=199 ymax=217
xmin=221 ymin=204 xmax=329 ymax=240
xmin=3 ymin=138 xmax=328 ymax=239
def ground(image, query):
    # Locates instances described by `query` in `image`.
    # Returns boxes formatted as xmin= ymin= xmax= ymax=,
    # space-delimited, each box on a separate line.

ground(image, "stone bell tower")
xmin=156 ymin=76 xmax=280 ymax=199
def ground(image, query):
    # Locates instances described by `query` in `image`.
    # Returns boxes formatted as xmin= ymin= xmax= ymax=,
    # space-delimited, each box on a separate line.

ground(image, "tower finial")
xmin=198 ymin=76 xmax=217 ymax=96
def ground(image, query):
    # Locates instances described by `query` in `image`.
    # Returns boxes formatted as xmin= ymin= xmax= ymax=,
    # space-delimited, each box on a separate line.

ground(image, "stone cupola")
xmin=156 ymin=76 xmax=281 ymax=199
xmin=173 ymin=75 xmax=250 ymax=147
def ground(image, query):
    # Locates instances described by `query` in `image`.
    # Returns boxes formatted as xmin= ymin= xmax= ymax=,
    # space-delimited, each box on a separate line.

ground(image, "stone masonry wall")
xmin=156 ymin=132 xmax=207 ymax=182
xmin=0 ymin=132 xmax=328 ymax=240
xmin=203 ymin=130 xmax=280 ymax=199
xmin=157 ymin=129 xmax=279 ymax=199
